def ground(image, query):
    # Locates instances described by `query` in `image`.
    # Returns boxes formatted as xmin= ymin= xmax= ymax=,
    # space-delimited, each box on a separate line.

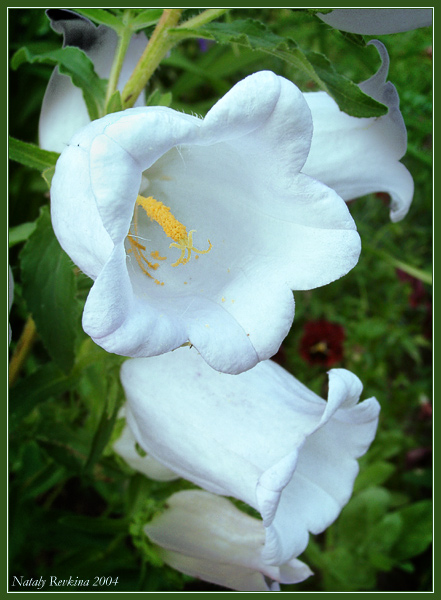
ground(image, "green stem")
xmin=9 ymin=316 xmax=37 ymax=386
xmin=178 ymin=8 xmax=231 ymax=30
xmin=105 ymin=17 xmax=134 ymax=109
xmin=364 ymin=245 xmax=432 ymax=285
xmin=121 ymin=9 xmax=183 ymax=108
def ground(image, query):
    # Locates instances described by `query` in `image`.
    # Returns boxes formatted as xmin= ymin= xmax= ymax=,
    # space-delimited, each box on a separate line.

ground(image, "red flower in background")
xmin=396 ymin=269 xmax=432 ymax=340
xmin=299 ymin=320 xmax=345 ymax=367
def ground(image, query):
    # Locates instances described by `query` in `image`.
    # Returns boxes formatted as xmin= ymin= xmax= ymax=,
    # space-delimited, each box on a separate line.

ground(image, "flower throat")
xmin=127 ymin=195 xmax=212 ymax=285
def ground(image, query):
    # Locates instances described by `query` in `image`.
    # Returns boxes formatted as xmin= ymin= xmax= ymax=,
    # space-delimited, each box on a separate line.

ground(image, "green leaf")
xmin=302 ymin=48 xmax=383 ymax=117
xmin=353 ymin=461 xmax=396 ymax=493
xmin=20 ymin=206 xmax=82 ymax=374
xmin=173 ymin=19 xmax=387 ymax=118
xmin=367 ymin=512 xmax=403 ymax=570
xmin=338 ymin=487 xmax=392 ymax=549
xmin=8 ymin=136 xmax=59 ymax=171
xmin=73 ymin=8 xmax=124 ymax=33
xmin=38 ymin=439 xmax=83 ymax=474
xmin=9 ymin=362 xmax=79 ymax=425
xmin=42 ymin=165 xmax=56 ymax=188
xmin=9 ymin=222 xmax=37 ymax=248
xmin=391 ymin=501 xmax=433 ymax=561
xmin=105 ymin=89 xmax=123 ymax=115
xmin=145 ymin=89 xmax=173 ymax=107
xmin=337 ymin=30 xmax=367 ymax=48
xmin=11 ymin=46 xmax=107 ymax=121
xmin=130 ymin=9 xmax=164 ymax=31
xmin=306 ymin=8 xmax=334 ymax=16
xmin=82 ymin=386 xmax=121 ymax=477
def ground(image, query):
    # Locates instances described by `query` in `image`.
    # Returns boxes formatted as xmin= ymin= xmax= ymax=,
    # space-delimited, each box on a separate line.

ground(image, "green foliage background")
xmin=8 ymin=8 xmax=432 ymax=592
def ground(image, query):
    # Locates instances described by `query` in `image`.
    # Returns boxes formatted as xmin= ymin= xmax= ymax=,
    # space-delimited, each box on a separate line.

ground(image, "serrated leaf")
xmin=302 ymin=48 xmax=383 ymax=117
xmin=20 ymin=206 xmax=81 ymax=373
xmin=174 ymin=19 xmax=387 ymax=118
xmin=73 ymin=8 xmax=124 ymax=33
xmin=9 ymin=136 xmax=59 ymax=171
xmin=11 ymin=46 xmax=107 ymax=121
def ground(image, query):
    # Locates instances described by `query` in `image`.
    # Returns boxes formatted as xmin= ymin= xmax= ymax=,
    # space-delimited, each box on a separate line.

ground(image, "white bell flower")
xmin=50 ymin=70 xmax=361 ymax=374
xmin=144 ymin=489 xmax=313 ymax=592
xmin=113 ymin=411 xmax=178 ymax=482
xmin=303 ymin=40 xmax=414 ymax=222
xmin=39 ymin=9 xmax=147 ymax=153
xmin=121 ymin=347 xmax=381 ymax=565
xmin=317 ymin=8 xmax=432 ymax=34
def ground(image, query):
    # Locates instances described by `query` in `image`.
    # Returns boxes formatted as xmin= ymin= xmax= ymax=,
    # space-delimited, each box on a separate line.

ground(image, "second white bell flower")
xmin=50 ymin=70 xmax=361 ymax=374
xmin=144 ymin=489 xmax=313 ymax=592
xmin=121 ymin=347 xmax=381 ymax=565
xmin=39 ymin=9 xmax=147 ymax=153
xmin=113 ymin=412 xmax=179 ymax=482
xmin=317 ymin=8 xmax=432 ymax=35
xmin=304 ymin=41 xmax=414 ymax=222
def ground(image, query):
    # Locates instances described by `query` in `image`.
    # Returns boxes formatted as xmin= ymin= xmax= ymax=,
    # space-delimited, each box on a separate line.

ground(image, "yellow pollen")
xmin=127 ymin=234 xmax=163 ymax=284
xmin=126 ymin=195 xmax=212 ymax=283
xmin=136 ymin=195 xmax=212 ymax=268
xmin=151 ymin=250 xmax=167 ymax=261
xmin=136 ymin=195 xmax=186 ymax=242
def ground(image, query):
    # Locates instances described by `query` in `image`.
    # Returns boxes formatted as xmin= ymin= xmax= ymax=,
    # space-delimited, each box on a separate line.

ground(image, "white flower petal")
xmin=39 ymin=9 xmax=147 ymax=152
xmin=51 ymin=71 xmax=361 ymax=373
xmin=303 ymin=41 xmax=414 ymax=222
xmin=121 ymin=348 xmax=380 ymax=564
xmin=113 ymin=416 xmax=179 ymax=482
xmin=317 ymin=8 xmax=432 ymax=34
xmin=144 ymin=490 xmax=313 ymax=591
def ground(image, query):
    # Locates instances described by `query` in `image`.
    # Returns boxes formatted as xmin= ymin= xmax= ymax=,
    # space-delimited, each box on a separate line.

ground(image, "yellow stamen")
xmin=127 ymin=233 xmax=163 ymax=284
xmin=136 ymin=195 xmax=212 ymax=268
xmin=126 ymin=199 xmax=164 ymax=285
xmin=169 ymin=231 xmax=212 ymax=267
xmin=136 ymin=195 xmax=186 ymax=243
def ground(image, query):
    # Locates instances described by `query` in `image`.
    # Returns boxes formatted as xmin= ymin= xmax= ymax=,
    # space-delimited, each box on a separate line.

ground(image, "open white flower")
xmin=317 ymin=8 xmax=432 ymax=34
xmin=51 ymin=70 xmax=360 ymax=374
xmin=303 ymin=40 xmax=414 ymax=222
xmin=39 ymin=9 xmax=147 ymax=153
xmin=121 ymin=347 xmax=380 ymax=564
xmin=144 ymin=489 xmax=313 ymax=592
